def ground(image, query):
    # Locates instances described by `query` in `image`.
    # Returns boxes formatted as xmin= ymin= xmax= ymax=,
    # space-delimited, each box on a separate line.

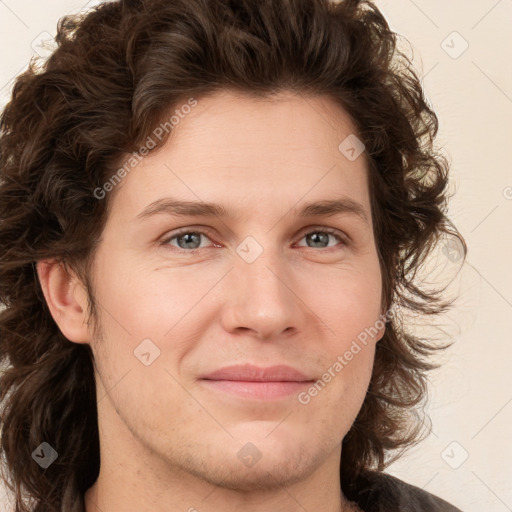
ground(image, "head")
xmin=0 ymin=0 xmax=466 ymax=510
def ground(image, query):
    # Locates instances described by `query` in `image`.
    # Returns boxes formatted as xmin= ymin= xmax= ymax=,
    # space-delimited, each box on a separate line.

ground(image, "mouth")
xmin=199 ymin=364 xmax=315 ymax=400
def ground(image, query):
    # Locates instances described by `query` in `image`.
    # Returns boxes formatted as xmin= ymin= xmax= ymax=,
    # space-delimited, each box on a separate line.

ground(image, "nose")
xmin=219 ymin=244 xmax=302 ymax=341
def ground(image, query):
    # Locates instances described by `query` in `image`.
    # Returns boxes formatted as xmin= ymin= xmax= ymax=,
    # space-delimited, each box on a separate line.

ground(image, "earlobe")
xmin=376 ymin=324 xmax=386 ymax=342
xmin=36 ymin=260 xmax=91 ymax=344
xmin=376 ymin=308 xmax=387 ymax=342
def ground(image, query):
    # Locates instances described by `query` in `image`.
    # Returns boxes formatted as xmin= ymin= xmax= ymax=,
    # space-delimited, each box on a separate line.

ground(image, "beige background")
xmin=0 ymin=1 xmax=511 ymax=511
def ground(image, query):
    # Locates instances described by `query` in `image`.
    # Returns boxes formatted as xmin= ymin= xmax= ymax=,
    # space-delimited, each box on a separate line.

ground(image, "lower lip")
xmin=200 ymin=380 xmax=312 ymax=400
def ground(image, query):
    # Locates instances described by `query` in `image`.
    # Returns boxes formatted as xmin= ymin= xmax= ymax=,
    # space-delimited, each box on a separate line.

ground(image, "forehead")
xmin=107 ymin=90 xmax=371 ymax=222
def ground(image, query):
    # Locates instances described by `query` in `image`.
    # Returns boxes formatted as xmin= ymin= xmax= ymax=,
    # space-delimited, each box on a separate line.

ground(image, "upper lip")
xmin=201 ymin=364 xmax=313 ymax=382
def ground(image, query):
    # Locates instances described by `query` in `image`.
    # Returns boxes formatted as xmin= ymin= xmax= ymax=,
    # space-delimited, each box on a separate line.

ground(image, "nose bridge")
xmin=239 ymin=248 xmax=286 ymax=297
xmin=222 ymin=235 xmax=298 ymax=338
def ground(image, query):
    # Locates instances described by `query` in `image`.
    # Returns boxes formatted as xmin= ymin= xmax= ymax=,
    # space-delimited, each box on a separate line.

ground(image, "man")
xmin=0 ymin=0 xmax=465 ymax=510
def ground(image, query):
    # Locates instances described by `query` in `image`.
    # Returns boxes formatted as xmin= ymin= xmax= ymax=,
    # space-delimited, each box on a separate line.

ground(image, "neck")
xmin=85 ymin=476 xmax=358 ymax=512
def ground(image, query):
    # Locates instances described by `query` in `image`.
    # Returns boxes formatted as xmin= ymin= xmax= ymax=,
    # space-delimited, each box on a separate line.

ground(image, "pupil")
xmin=179 ymin=233 xmax=201 ymax=249
xmin=308 ymin=232 xmax=328 ymax=248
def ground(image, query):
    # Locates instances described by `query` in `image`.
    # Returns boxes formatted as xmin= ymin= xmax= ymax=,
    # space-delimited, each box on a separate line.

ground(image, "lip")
xmin=201 ymin=364 xmax=312 ymax=382
xmin=199 ymin=364 xmax=314 ymax=400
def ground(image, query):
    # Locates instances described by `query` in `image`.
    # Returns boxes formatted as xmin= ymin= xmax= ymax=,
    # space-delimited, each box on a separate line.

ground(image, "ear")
xmin=375 ymin=306 xmax=388 ymax=342
xmin=36 ymin=260 xmax=91 ymax=344
xmin=376 ymin=322 xmax=386 ymax=342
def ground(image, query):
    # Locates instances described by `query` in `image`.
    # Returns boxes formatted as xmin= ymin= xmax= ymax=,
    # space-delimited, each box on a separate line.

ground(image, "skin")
xmin=38 ymin=89 xmax=385 ymax=512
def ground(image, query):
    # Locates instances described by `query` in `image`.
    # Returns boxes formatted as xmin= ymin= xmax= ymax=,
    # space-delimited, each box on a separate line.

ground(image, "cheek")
xmin=305 ymin=267 xmax=383 ymax=341
xmin=92 ymin=255 xmax=222 ymax=341
xmin=304 ymin=269 xmax=382 ymax=400
xmin=87 ymin=259 xmax=224 ymax=400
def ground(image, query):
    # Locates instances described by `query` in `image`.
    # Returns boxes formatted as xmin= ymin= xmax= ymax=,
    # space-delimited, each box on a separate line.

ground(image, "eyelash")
xmin=160 ymin=227 xmax=348 ymax=253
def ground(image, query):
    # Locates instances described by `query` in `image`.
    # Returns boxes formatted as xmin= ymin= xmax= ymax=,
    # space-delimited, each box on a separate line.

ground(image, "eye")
xmin=295 ymin=228 xmax=346 ymax=250
xmin=162 ymin=229 xmax=216 ymax=251
xmin=160 ymin=227 xmax=347 ymax=253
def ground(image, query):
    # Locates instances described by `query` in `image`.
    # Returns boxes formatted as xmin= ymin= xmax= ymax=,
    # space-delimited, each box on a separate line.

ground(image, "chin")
xmin=190 ymin=452 xmax=317 ymax=493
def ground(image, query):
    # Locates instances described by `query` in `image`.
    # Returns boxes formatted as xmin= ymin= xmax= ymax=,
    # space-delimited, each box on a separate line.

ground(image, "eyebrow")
xmin=136 ymin=196 xmax=369 ymax=225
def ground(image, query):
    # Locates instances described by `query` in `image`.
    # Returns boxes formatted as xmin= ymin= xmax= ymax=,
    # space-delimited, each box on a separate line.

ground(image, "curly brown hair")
xmin=0 ymin=0 xmax=466 ymax=510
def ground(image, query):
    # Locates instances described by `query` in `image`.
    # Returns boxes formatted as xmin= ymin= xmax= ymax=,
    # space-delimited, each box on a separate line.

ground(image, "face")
xmin=86 ymin=90 xmax=384 ymax=491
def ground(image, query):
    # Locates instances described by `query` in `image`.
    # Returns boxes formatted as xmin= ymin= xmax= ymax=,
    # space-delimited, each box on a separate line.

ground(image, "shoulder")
xmin=348 ymin=470 xmax=464 ymax=512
